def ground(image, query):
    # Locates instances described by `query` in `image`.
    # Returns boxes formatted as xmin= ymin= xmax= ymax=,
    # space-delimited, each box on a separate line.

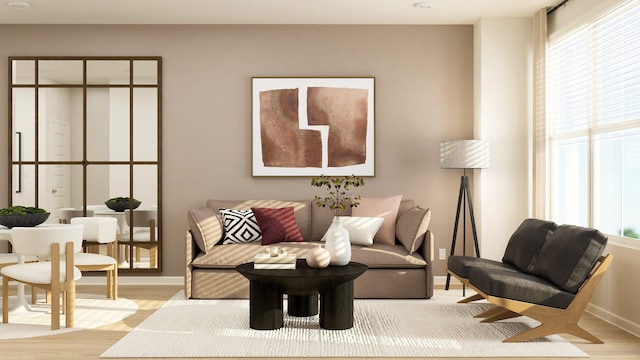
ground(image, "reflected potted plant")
xmin=311 ymin=174 xmax=364 ymax=265
xmin=105 ymin=197 xmax=141 ymax=212
xmin=0 ymin=206 xmax=50 ymax=228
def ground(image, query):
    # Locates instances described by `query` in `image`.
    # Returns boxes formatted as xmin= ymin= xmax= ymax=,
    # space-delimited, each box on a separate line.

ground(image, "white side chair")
xmin=1 ymin=225 xmax=84 ymax=330
xmin=121 ymin=209 xmax=158 ymax=268
xmin=70 ymin=217 xmax=119 ymax=299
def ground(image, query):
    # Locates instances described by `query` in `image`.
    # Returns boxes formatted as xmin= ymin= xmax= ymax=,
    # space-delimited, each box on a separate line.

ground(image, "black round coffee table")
xmin=236 ymin=259 xmax=367 ymax=330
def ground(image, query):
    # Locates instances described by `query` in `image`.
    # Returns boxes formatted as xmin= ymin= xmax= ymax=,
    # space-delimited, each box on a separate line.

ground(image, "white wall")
xmin=474 ymin=18 xmax=532 ymax=261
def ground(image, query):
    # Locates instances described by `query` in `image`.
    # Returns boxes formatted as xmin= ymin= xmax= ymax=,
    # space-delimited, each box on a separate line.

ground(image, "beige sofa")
xmin=185 ymin=199 xmax=434 ymax=299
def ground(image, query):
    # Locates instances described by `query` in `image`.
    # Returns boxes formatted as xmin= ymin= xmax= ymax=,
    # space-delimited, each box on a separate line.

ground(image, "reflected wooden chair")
xmin=1 ymin=225 xmax=84 ymax=330
xmin=59 ymin=208 xmax=96 ymax=253
xmin=70 ymin=217 xmax=119 ymax=299
xmin=121 ymin=209 xmax=158 ymax=268
xmin=59 ymin=208 xmax=95 ymax=224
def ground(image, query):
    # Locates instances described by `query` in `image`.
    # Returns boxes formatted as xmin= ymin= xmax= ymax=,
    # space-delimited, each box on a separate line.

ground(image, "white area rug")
xmin=0 ymin=293 xmax=137 ymax=340
xmin=101 ymin=290 xmax=588 ymax=358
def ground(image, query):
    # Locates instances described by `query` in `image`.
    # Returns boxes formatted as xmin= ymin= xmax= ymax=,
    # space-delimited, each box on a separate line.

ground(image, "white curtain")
xmin=532 ymin=8 xmax=548 ymax=219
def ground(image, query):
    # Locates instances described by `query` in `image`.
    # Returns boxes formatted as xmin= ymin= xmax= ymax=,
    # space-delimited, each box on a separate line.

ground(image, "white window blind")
xmin=548 ymin=0 xmax=640 ymax=238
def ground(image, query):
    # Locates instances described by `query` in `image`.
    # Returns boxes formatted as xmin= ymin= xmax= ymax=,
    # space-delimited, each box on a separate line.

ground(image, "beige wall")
xmin=0 ymin=24 xmax=474 ymax=276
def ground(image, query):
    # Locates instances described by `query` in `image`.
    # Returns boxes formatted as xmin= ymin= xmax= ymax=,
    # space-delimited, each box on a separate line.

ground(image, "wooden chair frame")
xmin=75 ymin=238 xmax=118 ymax=299
xmin=3 ymin=242 xmax=77 ymax=330
xmin=470 ymin=254 xmax=613 ymax=343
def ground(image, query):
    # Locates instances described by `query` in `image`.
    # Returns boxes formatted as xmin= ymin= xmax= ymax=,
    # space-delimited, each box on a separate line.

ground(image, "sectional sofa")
xmin=185 ymin=198 xmax=434 ymax=299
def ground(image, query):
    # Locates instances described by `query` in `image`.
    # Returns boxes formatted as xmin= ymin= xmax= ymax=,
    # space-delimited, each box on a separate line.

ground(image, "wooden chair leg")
xmin=111 ymin=266 xmax=118 ymax=299
xmin=458 ymin=293 xmax=484 ymax=303
xmin=31 ymin=286 xmax=38 ymax=304
xmin=480 ymin=309 xmax=521 ymax=323
xmin=51 ymin=286 xmax=60 ymax=330
xmin=66 ymin=282 xmax=76 ymax=328
xmin=2 ymin=276 xmax=9 ymax=324
xmin=151 ymin=247 xmax=158 ymax=268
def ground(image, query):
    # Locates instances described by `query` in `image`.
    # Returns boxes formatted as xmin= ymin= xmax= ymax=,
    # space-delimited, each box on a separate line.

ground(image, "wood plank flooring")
xmin=0 ymin=285 xmax=638 ymax=360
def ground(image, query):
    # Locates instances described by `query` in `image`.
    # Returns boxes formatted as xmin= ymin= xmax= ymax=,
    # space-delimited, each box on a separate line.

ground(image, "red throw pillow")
xmin=251 ymin=206 xmax=304 ymax=245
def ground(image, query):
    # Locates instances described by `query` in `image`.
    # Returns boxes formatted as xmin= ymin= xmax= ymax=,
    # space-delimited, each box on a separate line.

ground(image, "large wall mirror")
xmin=8 ymin=56 xmax=162 ymax=273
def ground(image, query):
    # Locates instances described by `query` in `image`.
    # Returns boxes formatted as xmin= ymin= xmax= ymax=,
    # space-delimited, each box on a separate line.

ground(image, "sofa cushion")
xmin=502 ymin=218 xmax=558 ymax=273
xmin=352 ymin=195 xmax=403 ymax=245
xmin=192 ymin=242 xmax=426 ymax=269
xmin=192 ymin=242 xmax=321 ymax=269
xmin=532 ymin=224 xmax=608 ymax=294
xmin=396 ymin=207 xmax=431 ymax=253
xmin=187 ymin=207 xmax=223 ymax=253
xmin=251 ymin=206 xmax=304 ymax=245
xmin=309 ymin=199 xmax=415 ymax=243
xmin=321 ymin=217 xmax=384 ymax=246
xmin=469 ymin=268 xmax=576 ymax=309
xmin=218 ymin=209 xmax=262 ymax=244
xmin=350 ymin=243 xmax=427 ymax=268
xmin=447 ymin=255 xmax=516 ymax=280
xmin=207 ymin=200 xmax=312 ymax=241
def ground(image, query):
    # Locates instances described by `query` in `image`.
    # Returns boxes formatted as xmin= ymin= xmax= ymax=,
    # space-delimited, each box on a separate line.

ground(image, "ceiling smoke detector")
xmin=7 ymin=1 xmax=31 ymax=8
xmin=413 ymin=2 xmax=433 ymax=9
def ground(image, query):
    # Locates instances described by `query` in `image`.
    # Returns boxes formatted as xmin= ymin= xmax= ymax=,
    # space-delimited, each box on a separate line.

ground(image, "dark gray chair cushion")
xmin=447 ymin=255 xmax=516 ymax=280
xmin=468 ymin=267 xmax=576 ymax=309
xmin=501 ymin=218 xmax=557 ymax=274
xmin=533 ymin=225 xmax=608 ymax=294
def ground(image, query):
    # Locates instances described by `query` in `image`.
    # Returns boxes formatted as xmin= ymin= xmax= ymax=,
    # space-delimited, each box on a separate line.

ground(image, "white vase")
xmin=325 ymin=217 xmax=351 ymax=266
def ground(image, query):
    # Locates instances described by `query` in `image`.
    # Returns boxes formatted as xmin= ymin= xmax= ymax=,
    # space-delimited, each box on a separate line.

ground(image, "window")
xmin=548 ymin=1 xmax=640 ymax=239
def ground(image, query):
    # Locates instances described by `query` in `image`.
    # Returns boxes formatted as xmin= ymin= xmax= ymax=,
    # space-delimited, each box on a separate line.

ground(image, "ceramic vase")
xmin=324 ymin=217 xmax=351 ymax=266
xmin=306 ymin=247 xmax=330 ymax=268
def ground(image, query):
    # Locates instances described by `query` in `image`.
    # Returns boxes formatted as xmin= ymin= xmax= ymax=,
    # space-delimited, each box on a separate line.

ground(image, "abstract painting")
xmin=252 ymin=77 xmax=375 ymax=176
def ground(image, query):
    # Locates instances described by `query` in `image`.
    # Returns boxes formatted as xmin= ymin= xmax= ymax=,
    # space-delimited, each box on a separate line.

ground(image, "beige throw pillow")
xmin=187 ymin=207 xmax=223 ymax=253
xmin=396 ymin=207 xmax=431 ymax=253
xmin=352 ymin=195 xmax=403 ymax=245
xmin=321 ymin=216 xmax=384 ymax=246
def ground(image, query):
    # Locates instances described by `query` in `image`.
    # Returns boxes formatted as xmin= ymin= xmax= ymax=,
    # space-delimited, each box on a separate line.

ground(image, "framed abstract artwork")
xmin=252 ymin=77 xmax=375 ymax=177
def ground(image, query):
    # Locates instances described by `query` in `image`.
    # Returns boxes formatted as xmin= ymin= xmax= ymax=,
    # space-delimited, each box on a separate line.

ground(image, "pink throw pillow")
xmin=251 ymin=206 xmax=304 ymax=245
xmin=352 ymin=195 xmax=403 ymax=245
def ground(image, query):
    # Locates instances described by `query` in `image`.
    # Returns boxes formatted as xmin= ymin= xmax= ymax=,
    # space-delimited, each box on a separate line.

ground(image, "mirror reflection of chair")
xmin=70 ymin=217 xmax=119 ymax=299
xmin=59 ymin=208 xmax=97 ymax=253
xmin=121 ymin=209 xmax=158 ymax=268
xmin=1 ymin=225 xmax=84 ymax=330
xmin=59 ymin=208 xmax=95 ymax=223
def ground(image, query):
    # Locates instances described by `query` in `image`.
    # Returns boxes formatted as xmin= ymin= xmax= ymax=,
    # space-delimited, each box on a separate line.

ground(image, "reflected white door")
xmin=45 ymin=120 xmax=70 ymax=222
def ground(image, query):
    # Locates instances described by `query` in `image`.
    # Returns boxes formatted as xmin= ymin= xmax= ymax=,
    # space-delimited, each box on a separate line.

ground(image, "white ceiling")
xmin=0 ymin=0 xmax=560 ymax=25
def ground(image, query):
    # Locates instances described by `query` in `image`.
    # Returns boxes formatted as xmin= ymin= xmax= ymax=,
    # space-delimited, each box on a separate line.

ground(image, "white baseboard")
xmin=586 ymin=302 xmax=640 ymax=338
xmin=434 ymin=275 xmax=462 ymax=286
xmin=77 ymin=276 xmax=184 ymax=286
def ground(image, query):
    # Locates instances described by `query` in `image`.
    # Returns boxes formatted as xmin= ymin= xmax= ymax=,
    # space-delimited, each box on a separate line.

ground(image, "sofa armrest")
xmin=185 ymin=230 xmax=199 ymax=299
xmin=419 ymin=229 xmax=434 ymax=262
xmin=420 ymin=229 xmax=434 ymax=298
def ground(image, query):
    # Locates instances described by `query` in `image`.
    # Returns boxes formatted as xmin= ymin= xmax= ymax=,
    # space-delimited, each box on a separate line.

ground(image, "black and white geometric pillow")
xmin=219 ymin=208 xmax=262 ymax=244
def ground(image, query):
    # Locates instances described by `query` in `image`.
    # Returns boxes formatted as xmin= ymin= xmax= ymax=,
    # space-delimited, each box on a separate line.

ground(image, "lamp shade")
xmin=440 ymin=140 xmax=490 ymax=169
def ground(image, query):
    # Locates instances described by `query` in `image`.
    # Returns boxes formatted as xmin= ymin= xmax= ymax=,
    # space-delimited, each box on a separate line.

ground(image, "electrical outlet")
xmin=439 ymin=248 xmax=446 ymax=260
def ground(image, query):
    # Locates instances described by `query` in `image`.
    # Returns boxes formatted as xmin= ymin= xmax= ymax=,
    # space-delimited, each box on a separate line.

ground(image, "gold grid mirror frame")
xmin=8 ymin=56 xmax=162 ymax=273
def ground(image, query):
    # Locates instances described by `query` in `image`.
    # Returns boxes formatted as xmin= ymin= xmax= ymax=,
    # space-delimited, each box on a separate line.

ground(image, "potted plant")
xmin=311 ymin=174 xmax=364 ymax=217
xmin=105 ymin=197 xmax=141 ymax=212
xmin=0 ymin=205 xmax=50 ymax=228
xmin=310 ymin=174 xmax=364 ymax=265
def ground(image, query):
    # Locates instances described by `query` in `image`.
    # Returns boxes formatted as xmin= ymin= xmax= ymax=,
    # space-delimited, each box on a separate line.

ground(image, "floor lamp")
xmin=440 ymin=140 xmax=490 ymax=295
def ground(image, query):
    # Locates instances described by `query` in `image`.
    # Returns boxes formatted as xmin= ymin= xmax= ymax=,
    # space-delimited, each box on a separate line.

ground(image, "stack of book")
xmin=253 ymin=253 xmax=297 ymax=269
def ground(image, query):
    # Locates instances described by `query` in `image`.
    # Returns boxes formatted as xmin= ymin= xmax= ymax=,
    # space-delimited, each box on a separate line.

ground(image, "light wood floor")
xmin=0 ymin=285 xmax=639 ymax=360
